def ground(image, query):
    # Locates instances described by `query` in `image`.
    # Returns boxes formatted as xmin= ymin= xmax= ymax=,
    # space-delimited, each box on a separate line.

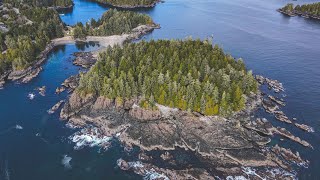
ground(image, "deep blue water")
xmin=1 ymin=0 xmax=320 ymax=179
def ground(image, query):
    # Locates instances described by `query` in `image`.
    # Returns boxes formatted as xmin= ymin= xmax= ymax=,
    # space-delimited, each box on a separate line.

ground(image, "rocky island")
xmin=278 ymin=2 xmax=320 ymax=20
xmin=91 ymin=0 xmax=161 ymax=9
xmin=60 ymin=39 xmax=312 ymax=179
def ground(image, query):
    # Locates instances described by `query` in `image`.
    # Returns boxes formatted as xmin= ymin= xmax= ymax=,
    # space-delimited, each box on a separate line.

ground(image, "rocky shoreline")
xmin=59 ymin=85 xmax=310 ymax=178
xmin=55 ymin=72 xmax=315 ymax=178
xmin=91 ymin=0 xmax=162 ymax=10
xmin=277 ymin=9 xmax=320 ymax=20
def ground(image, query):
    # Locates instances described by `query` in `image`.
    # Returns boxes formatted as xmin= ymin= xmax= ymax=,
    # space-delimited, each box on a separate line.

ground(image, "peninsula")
xmin=0 ymin=5 xmax=158 ymax=88
xmin=91 ymin=0 xmax=160 ymax=9
xmin=278 ymin=2 xmax=320 ymax=20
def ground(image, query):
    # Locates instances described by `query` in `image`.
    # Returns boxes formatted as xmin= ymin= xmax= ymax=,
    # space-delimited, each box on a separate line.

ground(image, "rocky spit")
xmin=48 ymin=100 xmax=65 ymax=114
xmin=92 ymin=0 xmax=162 ymax=10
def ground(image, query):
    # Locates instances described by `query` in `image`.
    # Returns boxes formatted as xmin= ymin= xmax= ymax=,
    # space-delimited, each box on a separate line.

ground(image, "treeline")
xmin=0 ymin=3 xmax=64 ymax=74
xmin=3 ymin=0 xmax=73 ymax=7
xmin=77 ymin=39 xmax=257 ymax=116
xmin=281 ymin=3 xmax=320 ymax=17
xmin=73 ymin=9 xmax=154 ymax=39
xmin=93 ymin=0 xmax=157 ymax=7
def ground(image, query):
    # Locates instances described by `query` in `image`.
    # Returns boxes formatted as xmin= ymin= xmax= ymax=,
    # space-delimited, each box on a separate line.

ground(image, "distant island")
xmin=278 ymin=2 xmax=320 ymax=20
xmin=92 ymin=0 xmax=160 ymax=9
xmin=72 ymin=9 xmax=157 ymax=39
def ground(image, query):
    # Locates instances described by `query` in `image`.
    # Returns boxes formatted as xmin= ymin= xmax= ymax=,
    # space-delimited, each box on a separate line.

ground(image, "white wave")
xmin=61 ymin=155 xmax=72 ymax=169
xmin=226 ymin=176 xmax=247 ymax=180
xmin=69 ymin=127 xmax=112 ymax=150
xmin=4 ymin=159 xmax=10 ymax=180
xmin=15 ymin=125 xmax=23 ymax=130
xmin=242 ymin=167 xmax=265 ymax=180
xmin=144 ymin=169 xmax=170 ymax=180
xmin=117 ymin=159 xmax=169 ymax=180
xmin=28 ymin=93 xmax=35 ymax=100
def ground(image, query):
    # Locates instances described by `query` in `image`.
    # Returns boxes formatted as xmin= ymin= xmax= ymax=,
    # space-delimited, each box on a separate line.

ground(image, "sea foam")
xmin=69 ymin=127 xmax=112 ymax=150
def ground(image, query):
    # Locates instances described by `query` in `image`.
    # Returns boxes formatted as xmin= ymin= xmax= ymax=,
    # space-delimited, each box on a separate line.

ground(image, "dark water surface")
xmin=1 ymin=0 xmax=320 ymax=179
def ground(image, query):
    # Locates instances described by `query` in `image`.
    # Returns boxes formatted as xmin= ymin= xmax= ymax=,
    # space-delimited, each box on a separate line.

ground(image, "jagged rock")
xmin=244 ymin=118 xmax=274 ymax=136
xmin=294 ymin=123 xmax=314 ymax=133
xmin=55 ymin=86 xmax=66 ymax=94
xmin=274 ymin=127 xmax=313 ymax=148
xmin=73 ymin=52 xmax=96 ymax=68
xmin=262 ymin=99 xmax=279 ymax=114
xmin=160 ymin=152 xmax=173 ymax=161
xmin=21 ymin=67 xmax=42 ymax=83
xmin=265 ymin=77 xmax=284 ymax=93
xmin=36 ymin=86 xmax=46 ymax=96
xmin=117 ymin=159 xmax=214 ymax=180
xmin=62 ymin=74 xmax=79 ymax=91
xmin=268 ymin=95 xmax=285 ymax=106
xmin=48 ymin=100 xmax=65 ymax=114
xmin=272 ymin=144 xmax=309 ymax=167
xmin=129 ymin=105 xmax=161 ymax=121
xmin=275 ymin=114 xmax=292 ymax=124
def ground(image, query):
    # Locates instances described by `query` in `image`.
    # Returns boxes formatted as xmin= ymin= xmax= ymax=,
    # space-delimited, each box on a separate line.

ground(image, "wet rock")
xmin=268 ymin=95 xmax=285 ymax=106
xmin=262 ymin=99 xmax=279 ymax=114
xmin=117 ymin=158 xmax=214 ymax=180
xmin=272 ymin=144 xmax=309 ymax=167
xmin=62 ymin=74 xmax=80 ymax=91
xmin=48 ymin=100 xmax=65 ymax=114
xmin=244 ymin=118 xmax=274 ymax=136
xmin=36 ymin=86 xmax=46 ymax=96
xmin=265 ymin=77 xmax=284 ymax=93
xmin=275 ymin=114 xmax=292 ymax=124
xmin=0 ymin=80 xmax=4 ymax=89
xmin=255 ymin=75 xmax=265 ymax=84
xmin=274 ymin=127 xmax=313 ymax=148
xmin=160 ymin=152 xmax=173 ymax=161
xmin=21 ymin=67 xmax=42 ymax=83
xmin=139 ymin=152 xmax=152 ymax=161
xmin=55 ymin=86 xmax=66 ymax=94
xmin=294 ymin=123 xmax=314 ymax=133
xmin=73 ymin=52 xmax=96 ymax=68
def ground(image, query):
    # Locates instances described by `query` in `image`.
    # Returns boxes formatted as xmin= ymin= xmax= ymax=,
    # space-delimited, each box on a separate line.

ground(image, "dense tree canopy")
xmin=0 ymin=2 xmax=64 ymax=74
xmin=77 ymin=39 xmax=258 ymax=116
xmin=3 ymin=0 xmax=73 ymax=8
xmin=281 ymin=2 xmax=320 ymax=17
xmin=93 ymin=0 xmax=158 ymax=7
xmin=73 ymin=9 xmax=154 ymax=38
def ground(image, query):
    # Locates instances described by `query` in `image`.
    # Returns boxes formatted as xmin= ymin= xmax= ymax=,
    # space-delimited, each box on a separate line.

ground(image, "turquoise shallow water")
xmin=1 ymin=0 xmax=320 ymax=179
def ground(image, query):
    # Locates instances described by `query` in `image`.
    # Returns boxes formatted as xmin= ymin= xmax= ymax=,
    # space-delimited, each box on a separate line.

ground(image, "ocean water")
xmin=1 ymin=0 xmax=320 ymax=179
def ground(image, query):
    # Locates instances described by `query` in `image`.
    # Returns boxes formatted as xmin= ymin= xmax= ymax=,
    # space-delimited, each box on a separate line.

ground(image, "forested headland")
xmin=279 ymin=2 xmax=320 ymax=19
xmin=72 ymin=9 xmax=155 ymax=39
xmin=77 ymin=39 xmax=258 ymax=116
xmin=0 ymin=2 xmax=64 ymax=75
xmin=3 ymin=0 xmax=74 ymax=8
xmin=92 ymin=0 xmax=159 ymax=9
